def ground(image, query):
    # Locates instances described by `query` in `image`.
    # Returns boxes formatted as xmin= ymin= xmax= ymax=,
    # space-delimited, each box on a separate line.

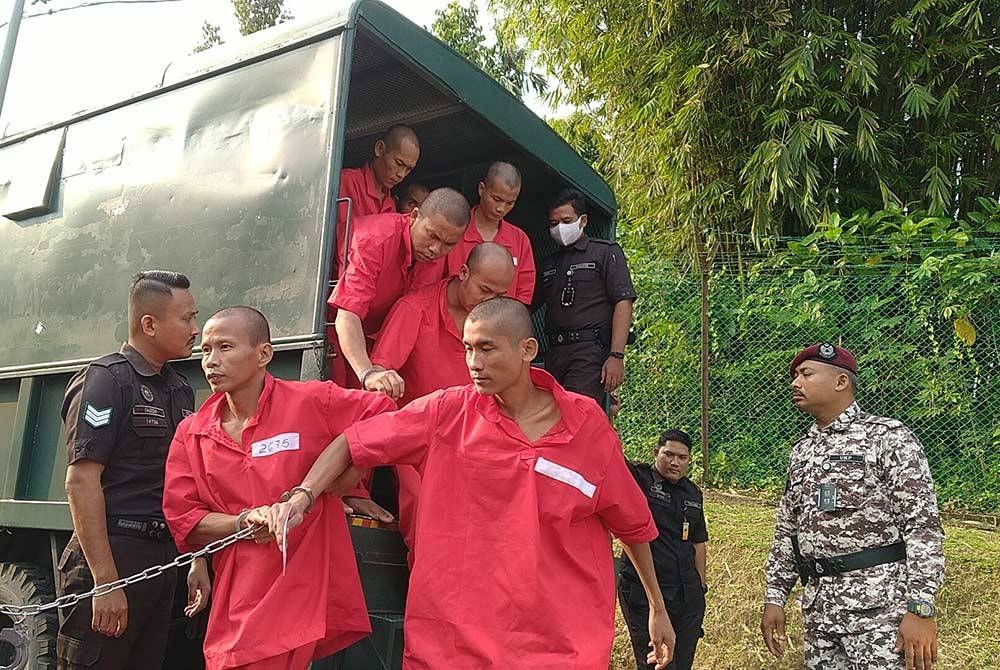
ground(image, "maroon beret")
xmin=789 ymin=343 xmax=857 ymax=377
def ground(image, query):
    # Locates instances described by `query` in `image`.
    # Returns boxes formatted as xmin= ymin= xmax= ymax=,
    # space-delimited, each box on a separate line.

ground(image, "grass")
xmin=610 ymin=495 xmax=1000 ymax=669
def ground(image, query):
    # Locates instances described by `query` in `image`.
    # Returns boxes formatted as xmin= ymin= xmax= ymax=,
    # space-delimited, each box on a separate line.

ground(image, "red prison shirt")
xmin=370 ymin=278 xmax=469 ymax=407
xmin=329 ymin=212 xmax=444 ymax=338
xmin=334 ymin=163 xmax=395 ymax=276
xmin=444 ymin=207 xmax=536 ymax=305
xmin=368 ymin=278 xmax=470 ymax=555
xmin=345 ymin=368 xmax=657 ymax=669
xmin=163 ymin=375 xmax=396 ymax=669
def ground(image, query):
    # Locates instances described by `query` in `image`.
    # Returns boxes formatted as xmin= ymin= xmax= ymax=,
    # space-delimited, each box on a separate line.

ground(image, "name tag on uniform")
xmin=512 ymin=256 xmax=518 ymax=266
xmin=251 ymin=432 xmax=300 ymax=458
xmin=682 ymin=521 xmax=690 ymax=541
xmin=534 ymin=457 xmax=596 ymax=498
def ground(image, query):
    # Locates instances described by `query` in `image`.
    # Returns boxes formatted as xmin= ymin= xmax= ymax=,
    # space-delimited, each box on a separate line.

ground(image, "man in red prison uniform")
xmin=162 ymin=307 xmax=396 ymax=670
xmin=334 ymin=124 xmax=420 ymax=276
xmin=394 ymin=180 xmax=429 ymax=215
xmin=366 ymin=241 xmax=515 ymax=556
xmin=328 ymin=187 xmax=469 ymax=514
xmin=266 ymin=297 xmax=677 ymax=670
xmin=330 ymin=187 xmax=470 ymax=389
xmin=444 ymin=161 xmax=536 ymax=305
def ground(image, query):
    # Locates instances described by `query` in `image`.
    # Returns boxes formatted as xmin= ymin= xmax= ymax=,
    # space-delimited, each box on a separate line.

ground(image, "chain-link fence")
xmin=615 ymin=259 xmax=1000 ymax=517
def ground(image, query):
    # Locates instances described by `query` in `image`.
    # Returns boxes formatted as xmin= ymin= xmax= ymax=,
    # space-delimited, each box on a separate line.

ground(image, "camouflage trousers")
xmin=804 ymin=624 xmax=905 ymax=669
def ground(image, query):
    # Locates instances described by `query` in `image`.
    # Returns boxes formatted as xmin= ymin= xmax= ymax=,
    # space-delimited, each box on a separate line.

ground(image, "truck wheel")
xmin=0 ymin=562 xmax=58 ymax=669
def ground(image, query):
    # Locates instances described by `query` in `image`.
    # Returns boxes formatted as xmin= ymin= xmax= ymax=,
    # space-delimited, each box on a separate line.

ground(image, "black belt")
xmin=791 ymin=535 xmax=906 ymax=585
xmin=108 ymin=516 xmax=173 ymax=543
xmin=548 ymin=328 xmax=603 ymax=346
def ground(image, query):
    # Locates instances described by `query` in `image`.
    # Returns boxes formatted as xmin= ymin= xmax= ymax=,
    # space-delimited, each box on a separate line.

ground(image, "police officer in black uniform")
xmin=535 ymin=188 xmax=636 ymax=404
xmin=619 ymin=430 xmax=708 ymax=670
xmin=59 ymin=271 xmax=210 ymax=670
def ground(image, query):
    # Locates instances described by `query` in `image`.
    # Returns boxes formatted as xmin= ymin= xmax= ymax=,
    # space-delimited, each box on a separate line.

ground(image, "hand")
xmin=365 ymin=369 xmax=405 ymax=400
xmin=644 ymin=607 xmax=675 ymax=669
xmin=243 ymin=506 xmax=276 ymax=544
xmin=267 ymin=492 xmax=312 ymax=547
xmin=184 ymin=557 xmax=211 ymax=618
xmin=91 ymin=589 xmax=128 ymax=637
xmin=601 ymin=356 xmax=625 ymax=392
xmin=896 ymin=612 xmax=937 ymax=670
xmin=344 ymin=496 xmax=395 ymax=523
xmin=760 ymin=603 xmax=787 ymax=659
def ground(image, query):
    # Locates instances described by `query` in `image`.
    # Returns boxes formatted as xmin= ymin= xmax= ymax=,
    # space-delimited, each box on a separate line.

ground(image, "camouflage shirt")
xmin=764 ymin=402 xmax=945 ymax=632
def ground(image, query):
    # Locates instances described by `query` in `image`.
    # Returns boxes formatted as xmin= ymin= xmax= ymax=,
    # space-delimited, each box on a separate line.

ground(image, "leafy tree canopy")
xmin=495 ymin=0 xmax=1000 ymax=262
xmin=432 ymin=0 xmax=546 ymax=99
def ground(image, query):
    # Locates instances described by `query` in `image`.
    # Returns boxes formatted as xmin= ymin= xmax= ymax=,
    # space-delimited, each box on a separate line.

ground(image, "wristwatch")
xmin=907 ymin=599 xmax=935 ymax=618
xmin=608 ymin=351 xmax=625 ymax=360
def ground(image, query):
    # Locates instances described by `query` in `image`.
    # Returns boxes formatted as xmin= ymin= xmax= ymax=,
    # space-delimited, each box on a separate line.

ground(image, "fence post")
xmin=0 ymin=0 xmax=26 ymax=120
xmin=699 ymin=252 xmax=710 ymax=483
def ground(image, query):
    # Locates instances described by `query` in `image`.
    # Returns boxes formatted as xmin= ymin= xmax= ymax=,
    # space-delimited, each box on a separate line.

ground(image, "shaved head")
xmin=382 ymin=124 xmax=419 ymax=152
xmin=457 ymin=242 xmax=515 ymax=311
xmin=485 ymin=161 xmax=521 ymax=189
xmin=419 ymin=187 xmax=471 ymax=229
xmin=466 ymin=241 xmax=513 ymax=275
xmin=206 ymin=306 xmax=271 ymax=345
xmin=467 ymin=296 xmax=532 ymax=344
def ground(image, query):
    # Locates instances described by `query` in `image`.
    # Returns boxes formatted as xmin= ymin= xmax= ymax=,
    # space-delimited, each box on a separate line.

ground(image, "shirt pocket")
xmin=818 ymin=454 xmax=869 ymax=511
xmin=130 ymin=414 xmax=169 ymax=439
xmin=533 ymin=457 xmax=596 ymax=526
xmin=568 ymin=262 xmax=600 ymax=285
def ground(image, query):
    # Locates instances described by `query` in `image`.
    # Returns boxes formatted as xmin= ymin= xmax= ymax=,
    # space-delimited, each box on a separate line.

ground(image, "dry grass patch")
xmin=610 ymin=496 xmax=1000 ymax=669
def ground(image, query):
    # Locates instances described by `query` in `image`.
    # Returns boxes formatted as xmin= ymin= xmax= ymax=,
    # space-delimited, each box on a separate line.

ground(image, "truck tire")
xmin=0 ymin=562 xmax=58 ymax=669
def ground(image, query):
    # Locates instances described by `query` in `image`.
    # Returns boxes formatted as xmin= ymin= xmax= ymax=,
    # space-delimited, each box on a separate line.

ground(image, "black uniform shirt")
xmin=61 ymin=342 xmax=194 ymax=519
xmin=535 ymin=234 xmax=637 ymax=332
xmin=621 ymin=463 xmax=708 ymax=595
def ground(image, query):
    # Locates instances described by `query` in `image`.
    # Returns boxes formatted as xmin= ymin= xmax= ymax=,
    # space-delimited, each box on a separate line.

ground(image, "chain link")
xmin=0 ymin=526 xmax=257 ymax=620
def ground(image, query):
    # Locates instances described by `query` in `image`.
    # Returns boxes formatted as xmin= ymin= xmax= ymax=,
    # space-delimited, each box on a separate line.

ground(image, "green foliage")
xmin=618 ymin=201 xmax=1000 ymax=513
xmin=232 ymin=0 xmax=292 ymax=36
xmin=495 ymin=0 xmax=1000 ymax=260
xmin=193 ymin=0 xmax=291 ymax=53
xmin=193 ymin=21 xmax=224 ymax=54
xmin=432 ymin=1 xmax=546 ymax=99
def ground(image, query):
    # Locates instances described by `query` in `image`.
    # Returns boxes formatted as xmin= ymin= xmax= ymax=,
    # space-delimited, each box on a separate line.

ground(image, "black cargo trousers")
xmin=57 ymin=534 xmax=177 ymax=670
xmin=617 ymin=574 xmax=706 ymax=670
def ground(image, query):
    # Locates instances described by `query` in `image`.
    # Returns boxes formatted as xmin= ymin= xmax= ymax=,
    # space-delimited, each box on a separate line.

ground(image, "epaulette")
xmin=89 ymin=352 xmax=129 ymax=369
xmin=862 ymin=414 xmax=905 ymax=431
xmin=589 ymin=238 xmax=617 ymax=246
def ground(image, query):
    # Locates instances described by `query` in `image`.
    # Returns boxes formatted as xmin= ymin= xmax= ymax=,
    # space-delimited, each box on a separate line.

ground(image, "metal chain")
xmin=0 ymin=526 xmax=257 ymax=620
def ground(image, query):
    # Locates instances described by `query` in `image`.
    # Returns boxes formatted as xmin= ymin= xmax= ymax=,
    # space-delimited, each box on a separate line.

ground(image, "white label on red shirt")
xmin=251 ymin=432 xmax=300 ymax=458
xmin=534 ymin=456 xmax=596 ymax=498
xmin=512 ymin=256 xmax=519 ymax=266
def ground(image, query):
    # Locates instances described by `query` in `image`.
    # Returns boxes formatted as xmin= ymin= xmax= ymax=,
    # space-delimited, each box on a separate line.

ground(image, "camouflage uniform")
xmin=764 ymin=402 xmax=945 ymax=669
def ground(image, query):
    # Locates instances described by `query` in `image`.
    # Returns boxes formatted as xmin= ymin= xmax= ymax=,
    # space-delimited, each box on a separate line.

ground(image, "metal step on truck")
xmin=0 ymin=1 xmax=618 ymax=668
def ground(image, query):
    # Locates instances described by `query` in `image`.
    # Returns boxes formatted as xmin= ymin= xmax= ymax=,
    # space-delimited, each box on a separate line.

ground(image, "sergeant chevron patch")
xmin=84 ymin=404 xmax=113 ymax=428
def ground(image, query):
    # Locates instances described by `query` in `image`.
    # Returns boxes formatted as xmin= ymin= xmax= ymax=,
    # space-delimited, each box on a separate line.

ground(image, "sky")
xmin=0 ymin=0 xmax=551 ymax=136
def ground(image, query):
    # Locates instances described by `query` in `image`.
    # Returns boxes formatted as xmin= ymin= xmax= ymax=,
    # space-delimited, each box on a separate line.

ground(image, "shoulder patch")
xmin=83 ymin=403 xmax=113 ymax=428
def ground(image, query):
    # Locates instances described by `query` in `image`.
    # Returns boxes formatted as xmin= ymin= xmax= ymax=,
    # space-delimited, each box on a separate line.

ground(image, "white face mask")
xmin=549 ymin=216 xmax=584 ymax=246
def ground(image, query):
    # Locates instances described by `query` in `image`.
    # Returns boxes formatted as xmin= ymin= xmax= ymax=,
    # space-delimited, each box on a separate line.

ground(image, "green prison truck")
xmin=0 ymin=1 xmax=618 ymax=668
